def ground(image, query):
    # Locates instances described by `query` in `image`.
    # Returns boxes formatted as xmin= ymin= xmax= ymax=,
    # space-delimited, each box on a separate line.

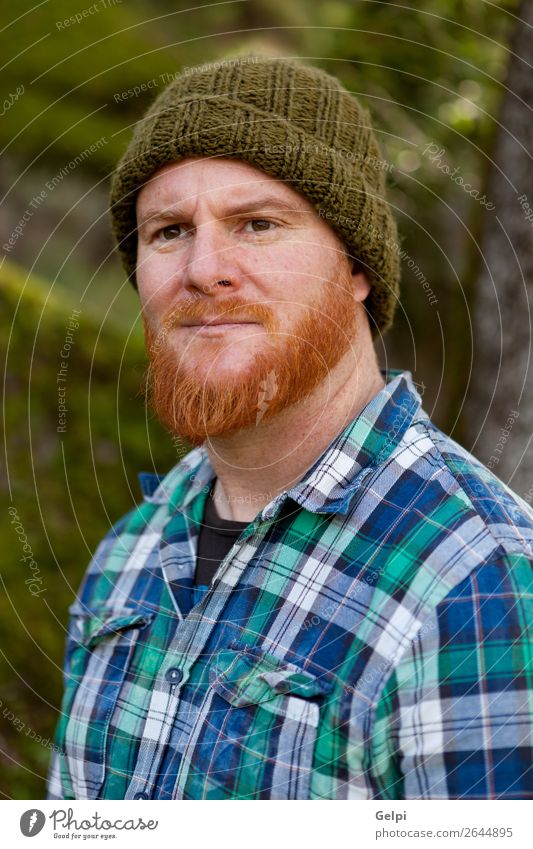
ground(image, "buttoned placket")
xmin=124 ymin=497 xmax=276 ymax=799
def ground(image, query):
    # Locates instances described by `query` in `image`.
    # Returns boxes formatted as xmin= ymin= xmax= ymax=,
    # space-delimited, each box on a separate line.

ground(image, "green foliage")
xmin=1 ymin=0 xmax=517 ymax=174
xmin=0 ymin=259 xmax=187 ymax=798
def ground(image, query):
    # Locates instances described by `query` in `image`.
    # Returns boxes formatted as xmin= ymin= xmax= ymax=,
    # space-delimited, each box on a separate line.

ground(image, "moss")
xmin=1 ymin=260 xmax=188 ymax=798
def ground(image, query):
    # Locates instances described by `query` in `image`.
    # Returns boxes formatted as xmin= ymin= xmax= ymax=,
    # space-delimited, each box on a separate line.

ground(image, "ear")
xmin=349 ymin=258 xmax=371 ymax=303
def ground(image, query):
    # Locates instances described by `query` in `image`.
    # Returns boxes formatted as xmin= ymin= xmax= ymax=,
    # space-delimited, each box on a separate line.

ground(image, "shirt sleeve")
xmin=45 ymin=628 xmax=79 ymax=800
xmin=46 ymin=749 xmax=66 ymax=800
xmin=369 ymin=549 xmax=533 ymax=799
xmin=45 ymin=511 xmax=139 ymax=800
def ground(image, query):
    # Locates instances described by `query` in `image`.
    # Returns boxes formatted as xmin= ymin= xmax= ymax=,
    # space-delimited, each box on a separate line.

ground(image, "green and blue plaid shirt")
xmin=47 ymin=368 xmax=533 ymax=800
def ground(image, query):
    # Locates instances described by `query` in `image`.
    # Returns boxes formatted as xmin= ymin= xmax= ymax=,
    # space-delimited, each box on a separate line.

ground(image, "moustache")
xmin=155 ymin=297 xmax=275 ymax=332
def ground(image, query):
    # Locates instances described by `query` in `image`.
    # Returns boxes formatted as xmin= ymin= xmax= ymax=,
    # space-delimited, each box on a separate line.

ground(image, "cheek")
xmin=273 ymin=242 xmax=338 ymax=286
xmin=137 ymin=281 xmax=173 ymax=327
xmin=303 ymin=243 xmax=340 ymax=275
xmin=136 ymin=253 xmax=179 ymax=309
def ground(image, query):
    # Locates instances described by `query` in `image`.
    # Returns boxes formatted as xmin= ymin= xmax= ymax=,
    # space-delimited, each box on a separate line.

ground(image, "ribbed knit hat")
xmin=110 ymin=55 xmax=400 ymax=337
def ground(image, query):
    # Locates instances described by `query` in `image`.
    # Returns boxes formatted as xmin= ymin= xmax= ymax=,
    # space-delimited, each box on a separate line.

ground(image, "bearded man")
xmin=47 ymin=56 xmax=533 ymax=801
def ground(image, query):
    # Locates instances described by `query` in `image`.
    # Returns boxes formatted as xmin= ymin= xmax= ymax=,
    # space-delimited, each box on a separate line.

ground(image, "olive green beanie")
xmin=110 ymin=55 xmax=400 ymax=337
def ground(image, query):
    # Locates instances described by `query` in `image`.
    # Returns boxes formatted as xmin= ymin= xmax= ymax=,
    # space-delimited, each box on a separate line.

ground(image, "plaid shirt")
xmin=47 ymin=368 xmax=533 ymax=800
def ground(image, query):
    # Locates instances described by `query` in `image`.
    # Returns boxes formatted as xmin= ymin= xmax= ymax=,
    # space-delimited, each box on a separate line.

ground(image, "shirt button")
xmin=165 ymin=667 xmax=183 ymax=684
xmin=133 ymin=792 xmax=149 ymax=800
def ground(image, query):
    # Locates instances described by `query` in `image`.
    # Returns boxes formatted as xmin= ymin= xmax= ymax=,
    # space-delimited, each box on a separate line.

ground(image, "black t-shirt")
xmin=194 ymin=479 xmax=250 ymax=586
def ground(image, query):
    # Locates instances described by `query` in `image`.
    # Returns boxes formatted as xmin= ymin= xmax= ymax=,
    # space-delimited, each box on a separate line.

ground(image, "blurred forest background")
xmin=1 ymin=0 xmax=532 ymax=798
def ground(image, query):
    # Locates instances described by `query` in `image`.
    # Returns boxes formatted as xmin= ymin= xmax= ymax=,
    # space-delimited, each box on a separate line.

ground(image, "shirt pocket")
xmin=178 ymin=642 xmax=335 ymax=800
xmin=61 ymin=603 xmax=153 ymax=800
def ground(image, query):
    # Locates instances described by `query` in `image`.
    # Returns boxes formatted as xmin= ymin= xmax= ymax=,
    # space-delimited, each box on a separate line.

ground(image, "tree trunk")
xmin=464 ymin=0 xmax=533 ymax=501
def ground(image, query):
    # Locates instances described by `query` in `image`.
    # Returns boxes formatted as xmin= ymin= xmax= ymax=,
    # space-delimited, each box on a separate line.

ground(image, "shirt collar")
xmin=139 ymin=368 xmax=424 ymax=519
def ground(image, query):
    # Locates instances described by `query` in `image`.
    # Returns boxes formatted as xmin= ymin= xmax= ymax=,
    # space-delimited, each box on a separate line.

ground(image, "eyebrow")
xmin=137 ymin=195 xmax=305 ymax=230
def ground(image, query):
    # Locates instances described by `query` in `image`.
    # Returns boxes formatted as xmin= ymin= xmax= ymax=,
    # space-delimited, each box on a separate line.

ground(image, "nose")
xmin=184 ymin=221 xmax=239 ymax=296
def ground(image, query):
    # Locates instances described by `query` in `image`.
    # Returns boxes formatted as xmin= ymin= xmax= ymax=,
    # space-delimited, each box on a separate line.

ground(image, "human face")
xmin=136 ymin=157 xmax=371 ymax=444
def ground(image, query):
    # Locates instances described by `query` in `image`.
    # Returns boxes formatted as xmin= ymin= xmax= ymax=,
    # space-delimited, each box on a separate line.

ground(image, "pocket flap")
xmin=209 ymin=644 xmax=335 ymax=707
xmin=67 ymin=603 xmax=153 ymax=649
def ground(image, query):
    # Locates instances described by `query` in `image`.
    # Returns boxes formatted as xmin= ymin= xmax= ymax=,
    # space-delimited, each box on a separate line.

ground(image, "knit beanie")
xmin=110 ymin=55 xmax=400 ymax=337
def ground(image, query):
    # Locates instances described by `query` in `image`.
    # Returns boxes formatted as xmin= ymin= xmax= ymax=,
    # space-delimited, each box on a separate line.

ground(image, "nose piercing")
xmin=216 ymin=279 xmax=231 ymax=287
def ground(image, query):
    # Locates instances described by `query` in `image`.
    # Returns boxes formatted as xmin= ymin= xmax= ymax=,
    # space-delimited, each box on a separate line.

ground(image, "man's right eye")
xmin=158 ymin=224 xmax=186 ymax=240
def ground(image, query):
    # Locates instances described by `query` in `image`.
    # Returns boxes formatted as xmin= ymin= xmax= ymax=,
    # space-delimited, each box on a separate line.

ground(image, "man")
xmin=48 ymin=56 xmax=533 ymax=800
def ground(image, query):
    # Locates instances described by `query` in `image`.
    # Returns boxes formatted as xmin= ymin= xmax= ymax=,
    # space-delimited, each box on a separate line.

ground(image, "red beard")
xmin=143 ymin=265 xmax=359 ymax=446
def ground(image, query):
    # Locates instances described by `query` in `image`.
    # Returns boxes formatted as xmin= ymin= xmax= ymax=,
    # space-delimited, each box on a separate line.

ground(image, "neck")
xmin=205 ymin=317 xmax=386 ymax=521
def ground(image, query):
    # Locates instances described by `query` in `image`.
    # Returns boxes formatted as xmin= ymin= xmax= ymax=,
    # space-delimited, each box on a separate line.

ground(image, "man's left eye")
xmin=244 ymin=219 xmax=275 ymax=233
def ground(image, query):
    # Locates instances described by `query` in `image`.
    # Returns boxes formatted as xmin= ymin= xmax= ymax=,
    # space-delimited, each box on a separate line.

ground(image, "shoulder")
xmin=382 ymin=411 xmax=533 ymax=563
xmin=349 ymin=413 xmax=533 ymax=679
xmin=370 ymin=415 xmax=533 ymax=741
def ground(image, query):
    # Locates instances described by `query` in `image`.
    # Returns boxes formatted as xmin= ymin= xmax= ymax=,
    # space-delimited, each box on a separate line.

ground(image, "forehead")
xmin=135 ymin=155 xmax=317 ymax=215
